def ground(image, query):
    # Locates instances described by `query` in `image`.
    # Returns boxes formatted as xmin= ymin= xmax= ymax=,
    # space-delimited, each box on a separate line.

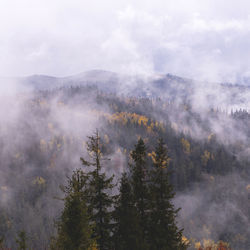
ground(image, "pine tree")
xmin=113 ymin=173 xmax=143 ymax=250
xmin=0 ymin=237 xmax=4 ymax=250
xmin=148 ymin=138 xmax=187 ymax=250
xmin=81 ymin=130 xmax=115 ymax=250
xmin=16 ymin=231 xmax=27 ymax=250
xmin=130 ymin=138 xmax=149 ymax=249
xmin=51 ymin=169 xmax=93 ymax=250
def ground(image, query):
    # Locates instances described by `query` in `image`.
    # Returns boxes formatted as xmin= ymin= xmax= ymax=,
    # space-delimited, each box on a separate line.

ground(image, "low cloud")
xmin=0 ymin=0 xmax=250 ymax=83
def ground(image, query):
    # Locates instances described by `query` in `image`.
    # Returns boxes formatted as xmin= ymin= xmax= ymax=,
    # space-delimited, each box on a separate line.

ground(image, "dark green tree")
xmin=0 ymin=210 xmax=8 ymax=249
xmin=51 ymin=169 xmax=93 ymax=250
xmin=81 ymin=130 xmax=115 ymax=250
xmin=130 ymin=138 xmax=149 ymax=249
xmin=148 ymin=138 xmax=187 ymax=250
xmin=0 ymin=236 xmax=6 ymax=250
xmin=16 ymin=231 xmax=27 ymax=250
xmin=113 ymin=173 xmax=143 ymax=250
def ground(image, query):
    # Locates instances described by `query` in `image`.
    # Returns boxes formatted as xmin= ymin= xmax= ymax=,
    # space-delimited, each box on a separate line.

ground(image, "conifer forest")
xmin=1 ymin=1 xmax=250 ymax=249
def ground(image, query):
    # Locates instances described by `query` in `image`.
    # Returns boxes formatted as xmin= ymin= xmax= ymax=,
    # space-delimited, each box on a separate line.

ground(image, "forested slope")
xmin=0 ymin=85 xmax=249 ymax=249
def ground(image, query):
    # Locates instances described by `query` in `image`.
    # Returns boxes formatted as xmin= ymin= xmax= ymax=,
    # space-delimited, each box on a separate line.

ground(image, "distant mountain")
xmin=17 ymin=70 xmax=124 ymax=92
xmin=20 ymin=75 xmax=60 ymax=89
xmin=4 ymin=70 xmax=250 ymax=109
xmin=15 ymin=70 xmax=195 ymax=96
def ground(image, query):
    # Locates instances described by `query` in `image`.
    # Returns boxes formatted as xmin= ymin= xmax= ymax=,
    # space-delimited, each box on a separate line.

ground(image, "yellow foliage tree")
xmin=201 ymin=150 xmax=214 ymax=166
xmin=32 ymin=176 xmax=46 ymax=185
xmin=181 ymin=138 xmax=191 ymax=154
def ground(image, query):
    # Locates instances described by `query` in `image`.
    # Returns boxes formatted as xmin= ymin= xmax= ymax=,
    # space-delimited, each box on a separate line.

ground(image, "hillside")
xmin=0 ymin=79 xmax=249 ymax=248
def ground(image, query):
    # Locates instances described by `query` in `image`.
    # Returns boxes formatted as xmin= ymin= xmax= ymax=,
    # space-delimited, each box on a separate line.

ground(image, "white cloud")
xmin=0 ymin=0 xmax=250 ymax=82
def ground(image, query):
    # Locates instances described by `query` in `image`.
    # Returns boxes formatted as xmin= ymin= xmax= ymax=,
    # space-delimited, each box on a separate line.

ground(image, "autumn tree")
xmin=81 ymin=130 xmax=115 ymax=250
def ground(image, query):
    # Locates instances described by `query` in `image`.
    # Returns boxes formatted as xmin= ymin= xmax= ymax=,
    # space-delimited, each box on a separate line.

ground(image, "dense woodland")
xmin=0 ymin=85 xmax=249 ymax=249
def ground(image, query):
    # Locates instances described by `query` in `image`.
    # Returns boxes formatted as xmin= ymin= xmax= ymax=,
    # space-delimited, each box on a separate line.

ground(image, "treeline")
xmin=50 ymin=131 xmax=188 ymax=250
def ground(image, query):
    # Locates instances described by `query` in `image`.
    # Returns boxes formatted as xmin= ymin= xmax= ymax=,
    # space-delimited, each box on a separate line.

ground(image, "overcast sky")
xmin=1 ymin=0 xmax=250 ymax=82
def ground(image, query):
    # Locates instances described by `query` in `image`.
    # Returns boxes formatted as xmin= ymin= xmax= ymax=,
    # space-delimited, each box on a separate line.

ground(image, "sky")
xmin=1 ymin=0 xmax=250 ymax=82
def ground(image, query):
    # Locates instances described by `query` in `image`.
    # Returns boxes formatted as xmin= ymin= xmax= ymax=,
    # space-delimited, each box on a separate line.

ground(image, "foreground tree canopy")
xmin=51 ymin=132 xmax=188 ymax=250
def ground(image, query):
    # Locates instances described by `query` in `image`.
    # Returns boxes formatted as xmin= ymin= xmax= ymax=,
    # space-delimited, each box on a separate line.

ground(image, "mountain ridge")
xmin=2 ymin=70 xmax=250 ymax=109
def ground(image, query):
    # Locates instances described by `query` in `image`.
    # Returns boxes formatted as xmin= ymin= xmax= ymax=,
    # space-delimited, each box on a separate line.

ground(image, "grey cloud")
xmin=1 ymin=0 xmax=250 ymax=83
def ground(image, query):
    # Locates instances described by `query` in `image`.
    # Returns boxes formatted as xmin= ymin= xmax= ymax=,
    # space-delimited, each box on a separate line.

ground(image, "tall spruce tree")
xmin=16 ymin=231 xmax=27 ymax=250
xmin=130 ymin=138 xmax=149 ymax=249
xmin=113 ymin=173 xmax=144 ymax=250
xmin=0 ymin=237 xmax=5 ymax=250
xmin=81 ymin=130 xmax=115 ymax=250
xmin=51 ymin=169 xmax=93 ymax=250
xmin=148 ymin=138 xmax=187 ymax=250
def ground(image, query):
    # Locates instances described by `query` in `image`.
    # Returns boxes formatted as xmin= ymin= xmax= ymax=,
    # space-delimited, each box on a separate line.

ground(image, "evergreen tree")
xmin=81 ymin=130 xmax=115 ymax=250
xmin=0 ymin=211 xmax=8 ymax=249
xmin=0 ymin=237 xmax=4 ymax=250
xmin=113 ymin=173 xmax=143 ymax=250
xmin=16 ymin=231 xmax=27 ymax=250
xmin=148 ymin=138 xmax=187 ymax=250
xmin=51 ymin=169 xmax=93 ymax=250
xmin=130 ymin=138 xmax=149 ymax=249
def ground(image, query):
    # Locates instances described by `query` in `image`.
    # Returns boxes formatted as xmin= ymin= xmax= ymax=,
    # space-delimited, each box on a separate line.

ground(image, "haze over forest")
xmin=0 ymin=1 xmax=250 ymax=249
